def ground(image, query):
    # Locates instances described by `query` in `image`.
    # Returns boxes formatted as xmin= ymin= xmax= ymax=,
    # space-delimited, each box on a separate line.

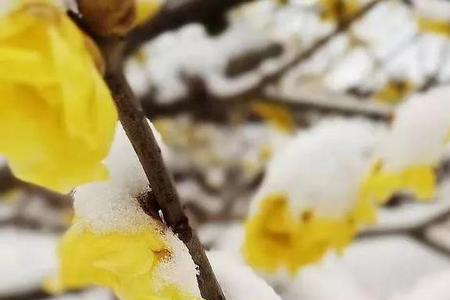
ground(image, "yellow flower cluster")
xmin=243 ymin=193 xmax=375 ymax=274
xmin=47 ymin=221 xmax=200 ymax=300
xmin=0 ymin=1 xmax=117 ymax=193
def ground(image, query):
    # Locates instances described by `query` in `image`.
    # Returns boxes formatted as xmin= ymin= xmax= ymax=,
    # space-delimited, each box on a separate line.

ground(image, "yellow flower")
xmin=319 ymin=0 xmax=359 ymax=23
xmin=374 ymin=80 xmax=415 ymax=105
xmin=251 ymin=102 xmax=296 ymax=133
xmin=417 ymin=17 xmax=450 ymax=37
xmin=362 ymin=162 xmax=436 ymax=204
xmin=0 ymin=2 xmax=117 ymax=193
xmin=243 ymin=192 xmax=375 ymax=275
xmin=47 ymin=221 xmax=200 ymax=300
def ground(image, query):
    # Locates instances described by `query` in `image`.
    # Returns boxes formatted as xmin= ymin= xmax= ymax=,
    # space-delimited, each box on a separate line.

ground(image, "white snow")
xmin=391 ymin=270 xmax=450 ymax=300
xmin=74 ymin=122 xmax=170 ymax=233
xmin=281 ymin=236 xmax=450 ymax=300
xmin=208 ymin=251 xmax=281 ymax=300
xmin=413 ymin=0 xmax=450 ymax=22
xmin=153 ymin=230 xmax=202 ymax=298
xmin=381 ymin=86 xmax=450 ymax=172
xmin=0 ymin=228 xmax=58 ymax=296
xmin=250 ymin=118 xmax=385 ymax=218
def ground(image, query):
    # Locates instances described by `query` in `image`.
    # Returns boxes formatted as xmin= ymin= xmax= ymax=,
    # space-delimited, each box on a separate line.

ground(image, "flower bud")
xmin=76 ymin=0 xmax=136 ymax=36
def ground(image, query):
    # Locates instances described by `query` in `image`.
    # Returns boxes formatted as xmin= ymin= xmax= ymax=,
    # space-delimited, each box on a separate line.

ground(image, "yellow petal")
xmin=417 ymin=17 xmax=450 ymax=37
xmin=243 ymin=194 xmax=373 ymax=275
xmin=319 ymin=0 xmax=359 ymax=23
xmin=251 ymin=101 xmax=296 ymax=133
xmin=362 ymin=164 xmax=436 ymax=204
xmin=47 ymin=221 xmax=199 ymax=300
xmin=0 ymin=3 xmax=117 ymax=193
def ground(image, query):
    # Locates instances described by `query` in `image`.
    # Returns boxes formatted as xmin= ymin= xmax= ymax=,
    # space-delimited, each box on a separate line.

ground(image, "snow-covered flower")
xmin=364 ymin=87 xmax=450 ymax=204
xmin=243 ymin=119 xmax=383 ymax=275
xmin=413 ymin=0 xmax=450 ymax=37
xmin=0 ymin=0 xmax=117 ymax=193
xmin=47 ymin=125 xmax=202 ymax=300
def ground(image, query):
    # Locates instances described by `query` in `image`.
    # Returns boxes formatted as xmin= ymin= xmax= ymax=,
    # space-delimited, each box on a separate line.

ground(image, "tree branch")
xmin=358 ymin=207 xmax=450 ymax=258
xmin=231 ymin=0 xmax=386 ymax=98
xmin=125 ymin=0 xmax=255 ymax=55
xmin=98 ymin=38 xmax=225 ymax=300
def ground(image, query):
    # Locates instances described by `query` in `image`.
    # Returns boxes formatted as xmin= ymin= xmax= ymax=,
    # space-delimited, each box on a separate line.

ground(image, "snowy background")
xmin=3 ymin=0 xmax=450 ymax=299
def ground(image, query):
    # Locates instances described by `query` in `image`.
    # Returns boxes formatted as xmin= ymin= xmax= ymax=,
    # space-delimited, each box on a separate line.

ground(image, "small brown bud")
xmin=76 ymin=0 xmax=137 ymax=37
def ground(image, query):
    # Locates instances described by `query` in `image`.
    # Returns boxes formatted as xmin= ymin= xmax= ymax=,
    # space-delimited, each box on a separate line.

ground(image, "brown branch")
xmin=125 ymin=0 xmax=255 ymax=55
xmin=231 ymin=0 xmax=386 ymax=98
xmin=142 ymin=85 xmax=392 ymax=122
xmin=225 ymin=43 xmax=284 ymax=78
xmin=98 ymin=38 xmax=225 ymax=300
xmin=0 ymin=288 xmax=84 ymax=300
xmin=140 ymin=0 xmax=387 ymax=123
xmin=358 ymin=207 xmax=450 ymax=258
xmin=0 ymin=289 xmax=53 ymax=300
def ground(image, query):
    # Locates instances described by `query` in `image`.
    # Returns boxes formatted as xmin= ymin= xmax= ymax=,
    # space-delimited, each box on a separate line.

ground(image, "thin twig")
xmin=125 ymin=0 xmax=255 ymax=55
xmin=98 ymin=37 xmax=225 ymax=300
xmin=358 ymin=207 xmax=450 ymax=258
xmin=233 ymin=0 xmax=386 ymax=98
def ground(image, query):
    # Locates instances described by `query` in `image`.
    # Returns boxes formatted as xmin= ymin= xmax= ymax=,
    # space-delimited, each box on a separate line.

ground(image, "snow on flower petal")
xmin=365 ymin=87 xmax=450 ymax=204
xmin=0 ymin=1 xmax=117 ymax=193
xmin=48 ymin=124 xmax=201 ymax=300
xmin=47 ymin=221 xmax=201 ymax=300
xmin=243 ymin=119 xmax=384 ymax=275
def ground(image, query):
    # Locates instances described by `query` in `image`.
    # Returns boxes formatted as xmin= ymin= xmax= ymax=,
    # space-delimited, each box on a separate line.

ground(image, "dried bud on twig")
xmin=76 ymin=0 xmax=136 ymax=37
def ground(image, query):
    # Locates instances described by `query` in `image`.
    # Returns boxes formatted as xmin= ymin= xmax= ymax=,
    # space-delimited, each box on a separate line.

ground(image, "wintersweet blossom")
xmin=243 ymin=119 xmax=383 ymax=274
xmin=364 ymin=87 xmax=450 ymax=204
xmin=319 ymin=0 xmax=359 ymax=23
xmin=48 ymin=125 xmax=201 ymax=300
xmin=0 ymin=1 xmax=117 ymax=193
xmin=47 ymin=220 xmax=201 ymax=300
xmin=413 ymin=0 xmax=450 ymax=37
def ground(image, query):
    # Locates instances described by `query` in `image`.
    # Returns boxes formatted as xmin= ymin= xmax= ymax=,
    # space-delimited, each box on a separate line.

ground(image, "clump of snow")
xmin=153 ymin=230 xmax=202 ymax=298
xmin=281 ymin=259 xmax=374 ymax=300
xmin=199 ymin=222 xmax=245 ymax=259
xmin=390 ymin=270 xmax=450 ymax=300
xmin=279 ymin=236 xmax=450 ymax=300
xmin=325 ymin=47 xmax=374 ymax=91
xmin=251 ymin=118 xmax=385 ymax=218
xmin=381 ymin=86 xmax=450 ymax=172
xmin=74 ymin=122 xmax=169 ymax=234
xmin=0 ymin=228 xmax=58 ymax=296
xmin=208 ymin=251 xmax=281 ymax=300
xmin=413 ymin=0 xmax=450 ymax=22
xmin=338 ymin=236 xmax=450 ymax=300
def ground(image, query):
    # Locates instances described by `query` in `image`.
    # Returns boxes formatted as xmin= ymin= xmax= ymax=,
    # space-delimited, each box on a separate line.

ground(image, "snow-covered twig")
xmin=125 ymin=0 xmax=255 ymax=55
xmin=97 ymin=37 xmax=226 ymax=300
xmin=359 ymin=207 xmax=450 ymax=258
